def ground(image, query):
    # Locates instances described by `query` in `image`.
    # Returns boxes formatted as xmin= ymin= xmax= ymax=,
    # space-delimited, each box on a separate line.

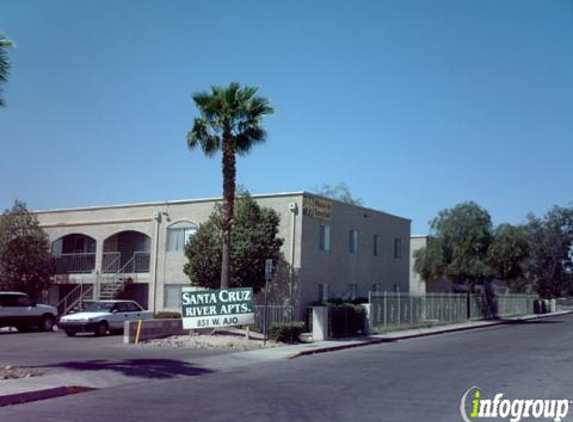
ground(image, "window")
xmin=113 ymin=302 xmax=128 ymax=313
xmin=125 ymin=302 xmax=143 ymax=312
xmin=373 ymin=235 xmax=381 ymax=256
xmin=319 ymin=225 xmax=331 ymax=251
xmin=394 ymin=238 xmax=402 ymax=259
xmin=371 ymin=283 xmax=382 ymax=292
xmin=167 ymin=226 xmax=197 ymax=251
xmin=318 ymin=283 xmax=330 ymax=302
xmin=349 ymin=230 xmax=358 ymax=254
xmin=164 ymin=285 xmax=183 ymax=309
xmin=0 ymin=294 xmax=26 ymax=307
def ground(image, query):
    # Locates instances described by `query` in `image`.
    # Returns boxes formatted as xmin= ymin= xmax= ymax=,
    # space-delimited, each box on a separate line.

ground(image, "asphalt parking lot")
xmin=0 ymin=328 xmax=229 ymax=376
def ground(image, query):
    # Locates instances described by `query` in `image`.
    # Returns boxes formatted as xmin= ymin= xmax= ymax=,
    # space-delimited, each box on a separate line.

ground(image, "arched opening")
xmin=51 ymin=234 xmax=97 ymax=274
xmin=103 ymin=231 xmax=151 ymax=273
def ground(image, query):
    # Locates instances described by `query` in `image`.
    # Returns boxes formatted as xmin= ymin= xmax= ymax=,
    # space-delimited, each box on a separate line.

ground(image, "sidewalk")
xmin=1 ymin=310 xmax=571 ymax=407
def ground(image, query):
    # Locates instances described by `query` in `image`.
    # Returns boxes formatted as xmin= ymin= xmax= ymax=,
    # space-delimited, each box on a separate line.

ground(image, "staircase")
xmin=56 ymin=254 xmax=138 ymax=315
xmin=56 ymin=282 xmax=94 ymax=316
xmin=95 ymin=254 xmax=137 ymax=300
xmin=98 ymin=276 xmax=129 ymax=300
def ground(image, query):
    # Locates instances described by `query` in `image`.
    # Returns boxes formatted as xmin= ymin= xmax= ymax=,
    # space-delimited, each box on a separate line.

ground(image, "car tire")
xmin=39 ymin=315 xmax=55 ymax=331
xmin=65 ymin=330 xmax=77 ymax=337
xmin=94 ymin=321 xmax=108 ymax=336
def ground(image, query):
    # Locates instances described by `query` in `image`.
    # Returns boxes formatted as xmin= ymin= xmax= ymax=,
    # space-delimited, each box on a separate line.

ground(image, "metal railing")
xmin=102 ymin=252 xmax=121 ymax=273
xmin=133 ymin=251 xmax=151 ymax=273
xmin=495 ymin=294 xmax=536 ymax=317
xmin=56 ymin=282 xmax=94 ymax=315
xmin=369 ymin=292 xmax=537 ymax=333
xmin=102 ymin=251 xmax=150 ymax=273
xmin=253 ymin=305 xmax=294 ymax=333
xmin=54 ymin=253 xmax=96 ymax=274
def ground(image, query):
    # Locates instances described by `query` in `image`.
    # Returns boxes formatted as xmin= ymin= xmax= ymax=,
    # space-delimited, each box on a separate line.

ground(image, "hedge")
xmin=269 ymin=321 xmax=305 ymax=344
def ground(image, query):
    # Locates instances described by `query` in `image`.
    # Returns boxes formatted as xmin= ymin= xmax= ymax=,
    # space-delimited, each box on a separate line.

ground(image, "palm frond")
xmin=0 ymin=35 xmax=13 ymax=106
xmin=235 ymin=126 xmax=267 ymax=156
xmin=187 ymin=117 xmax=221 ymax=156
xmin=188 ymin=82 xmax=272 ymax=158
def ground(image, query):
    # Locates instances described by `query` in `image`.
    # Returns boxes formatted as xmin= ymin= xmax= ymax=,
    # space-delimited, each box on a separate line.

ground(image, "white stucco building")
xmin=36 ymin=192 xmax=411 ymax=319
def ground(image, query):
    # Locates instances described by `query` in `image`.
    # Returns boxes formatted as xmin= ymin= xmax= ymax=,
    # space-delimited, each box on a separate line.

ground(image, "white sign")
xmin=180 ymin=287 xmax=254 ymax=329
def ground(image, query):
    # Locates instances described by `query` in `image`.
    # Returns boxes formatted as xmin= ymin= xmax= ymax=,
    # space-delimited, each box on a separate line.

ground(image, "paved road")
xmin=0 ymin=329 xmax=228 ymax=376
xmin=2 ymin=314 xmax=573 ymax=422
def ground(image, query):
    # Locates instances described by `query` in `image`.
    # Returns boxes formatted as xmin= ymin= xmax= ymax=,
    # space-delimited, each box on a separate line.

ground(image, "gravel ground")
xmin=0 ymin=365 xmax=42 ymax=380
xmin=142 ymin=328 xmax=281 ymax=351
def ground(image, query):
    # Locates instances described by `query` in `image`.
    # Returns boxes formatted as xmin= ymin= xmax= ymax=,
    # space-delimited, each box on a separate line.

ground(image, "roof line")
xmin=33 ymin=190 xmax=411 ymax=222
xmin=33 ymin=191 xmax=306 ymax=214
xmin=302 ymin=191 xmax=412 ymax=222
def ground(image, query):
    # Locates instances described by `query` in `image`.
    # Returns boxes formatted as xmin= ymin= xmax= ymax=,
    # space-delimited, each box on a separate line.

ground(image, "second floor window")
xmin=373 ymin=234 xmax=381 ymax=256
xmin=319 ymin=224 xmax=331 ymax=251
xmin=167 ymin=226 xmax=197 ymax=251
xmin=349 ymin=230 xmax=358 ymax=254
xmin=394 ymin=238 xmax=402 ymax=259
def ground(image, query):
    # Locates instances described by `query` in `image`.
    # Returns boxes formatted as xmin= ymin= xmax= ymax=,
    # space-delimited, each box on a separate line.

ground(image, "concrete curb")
xmin=287 ymin=311 xmax=573 ymax=359
xmin=0 ymin=386 xmax=95 ymax=407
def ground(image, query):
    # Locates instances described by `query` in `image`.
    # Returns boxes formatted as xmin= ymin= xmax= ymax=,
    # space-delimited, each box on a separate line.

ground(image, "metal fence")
xmin=369 ymin=292 xmax=536 ymax=333
xmin=253 ymin=305 xmax=294 ymax=333
xmin=495 ymin=294 xmax=536 ymax=317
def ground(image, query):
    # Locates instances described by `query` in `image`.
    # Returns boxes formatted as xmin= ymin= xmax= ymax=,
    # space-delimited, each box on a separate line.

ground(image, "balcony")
xmin=54 ymin=252 xmax=96 ymax=274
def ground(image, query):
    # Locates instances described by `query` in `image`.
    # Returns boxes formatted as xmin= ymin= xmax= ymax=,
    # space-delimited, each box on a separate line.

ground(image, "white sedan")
xmin=58 ymin=300 xmax=153 ymax=337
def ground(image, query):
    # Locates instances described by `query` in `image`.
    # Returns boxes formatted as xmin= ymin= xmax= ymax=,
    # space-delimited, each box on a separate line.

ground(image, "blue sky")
xmin=1 ymin=0 xmax=572 ymax=234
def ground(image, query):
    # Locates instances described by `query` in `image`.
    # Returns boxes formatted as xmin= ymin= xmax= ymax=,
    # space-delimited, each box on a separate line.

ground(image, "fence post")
xmin=448 ymin=292 xmax=452 ymax=322
xmin=383 ymin=291 xmax=387 ymax=331
xmin=312 ymin=306 xmax=329 ymax=341
xmin=397 ymin=293 xmax=401 ymax=329
xmin=409 ymin=294 xmax=413 ymax=325
xmin=362 ymin=303 xmax=372 ymax=335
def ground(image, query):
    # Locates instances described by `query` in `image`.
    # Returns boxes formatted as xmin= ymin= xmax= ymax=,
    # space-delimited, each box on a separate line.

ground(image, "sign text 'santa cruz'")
xmin=180 ymin=287 xmax=254 ymax=329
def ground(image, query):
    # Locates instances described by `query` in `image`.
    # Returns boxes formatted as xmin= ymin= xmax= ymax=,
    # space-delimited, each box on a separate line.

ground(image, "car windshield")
xmin=84 ymin=302 xmax=114 ymax=312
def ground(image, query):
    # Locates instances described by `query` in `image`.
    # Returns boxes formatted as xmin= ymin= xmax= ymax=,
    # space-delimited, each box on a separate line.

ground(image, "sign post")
xmin=263 ymin=259 xmax=273 ymax=346
xmin=180 ymin=287 xmax=254 ymax=330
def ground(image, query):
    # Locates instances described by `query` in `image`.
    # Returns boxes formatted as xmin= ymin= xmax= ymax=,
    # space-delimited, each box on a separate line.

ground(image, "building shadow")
xmin=26 ymin=359 xmax=213 ymax=379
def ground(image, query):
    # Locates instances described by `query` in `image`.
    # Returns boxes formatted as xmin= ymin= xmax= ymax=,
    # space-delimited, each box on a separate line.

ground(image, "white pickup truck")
xmin=0 ymin=291 xmax=58 ymax=332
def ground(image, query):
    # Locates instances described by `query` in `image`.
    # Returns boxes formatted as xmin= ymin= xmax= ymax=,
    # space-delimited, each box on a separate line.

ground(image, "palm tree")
xmin=187 ymin=82 xmax=274 ymax=289
xmin=0 ymin=34 xmax=14 ymax=107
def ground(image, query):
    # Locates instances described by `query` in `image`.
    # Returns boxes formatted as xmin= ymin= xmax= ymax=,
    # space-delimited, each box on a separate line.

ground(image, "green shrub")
xmin=269 ymin=321 xmax=305 ymax=343
xmin=328 ymin=303 xmax=365 ymax=338
xmin=154 ymin=311 xmax=182 ymax=319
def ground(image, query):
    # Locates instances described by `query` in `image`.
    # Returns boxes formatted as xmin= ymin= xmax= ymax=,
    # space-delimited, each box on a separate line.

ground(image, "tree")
xmin=415 ymin=202 xmax=494 ymax=289
xmin=0 ymin=201 xmax=54 ymax=297
xmin=187 ymin=83 xmax=274 ymax=289
xmin=487 ymin=224 xmax=530 ymax=291
xmin=313 ymin=182 xmax=363 ymax=206
xmin=184 ymin=194 xmax=284 ymax=293
xmin=524 ymin=206 xmax=573 ymax=298
xmin=0 ymin=34 xmax=14 ymax=107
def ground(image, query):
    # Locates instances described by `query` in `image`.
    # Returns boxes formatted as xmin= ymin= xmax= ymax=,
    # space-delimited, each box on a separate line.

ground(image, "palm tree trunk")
xmin=220 ymin=131 xmax=236 ymax=289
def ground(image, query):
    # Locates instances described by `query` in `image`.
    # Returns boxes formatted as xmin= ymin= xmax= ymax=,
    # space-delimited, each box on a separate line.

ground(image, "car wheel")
xmin=65 ymin=330 xmax=77 ymax=337
xmin=94 ymin=321 xmax=108 ymax=336
xmin=40 ymin=315 xmax=55 ymax=331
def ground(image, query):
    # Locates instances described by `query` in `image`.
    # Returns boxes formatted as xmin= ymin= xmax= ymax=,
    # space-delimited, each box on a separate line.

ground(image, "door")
xmin=109 ymin=302 xmax=130 ymax=329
